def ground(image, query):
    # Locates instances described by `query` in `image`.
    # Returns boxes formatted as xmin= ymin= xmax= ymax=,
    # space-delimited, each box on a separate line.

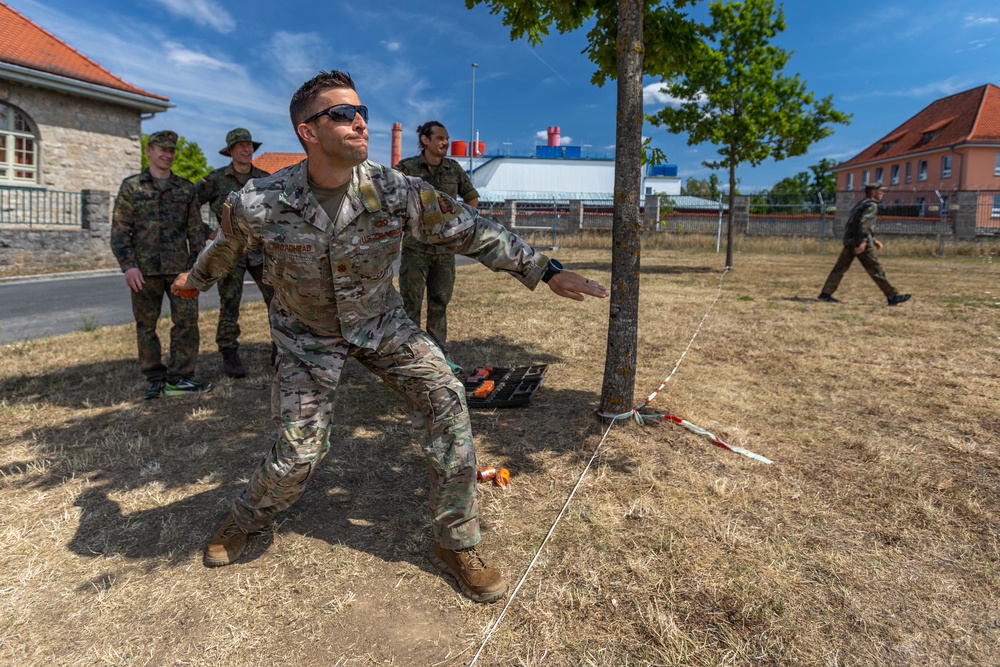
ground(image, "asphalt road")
xmin=0 ymin=255 xmax=477 ymax=345
xmin=0 ymin=271 xmax=263 ymax=345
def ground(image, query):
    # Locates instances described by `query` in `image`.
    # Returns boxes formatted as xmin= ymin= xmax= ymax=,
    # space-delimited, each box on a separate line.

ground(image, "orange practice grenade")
xmin=472 ymin=380 xmax=495 ymax=398
xmin=476 ymin=466 xmax=510 ymax=487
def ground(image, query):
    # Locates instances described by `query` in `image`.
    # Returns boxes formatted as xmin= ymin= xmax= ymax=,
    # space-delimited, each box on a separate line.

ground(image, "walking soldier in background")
xmin=395 ymin=121 xmax=479 ymax=374
xmin=171 ymin=70 xmax=608 ymax=603
xmin=819 ymin=182 xmax=912 ymax=306
xmin=111 ymin=130 xmax=212 ymax=400
xmin=197 ymin=128 xmax=274 ymax=377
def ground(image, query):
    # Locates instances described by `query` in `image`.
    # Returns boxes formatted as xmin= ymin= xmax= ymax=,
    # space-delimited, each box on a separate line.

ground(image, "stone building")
xmin=0 ymin=1 xmax=170 ymax=194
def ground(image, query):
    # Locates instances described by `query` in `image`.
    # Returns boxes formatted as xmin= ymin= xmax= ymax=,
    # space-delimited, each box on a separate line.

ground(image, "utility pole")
xmin=469 ymin=63 xmax=478 ymax=172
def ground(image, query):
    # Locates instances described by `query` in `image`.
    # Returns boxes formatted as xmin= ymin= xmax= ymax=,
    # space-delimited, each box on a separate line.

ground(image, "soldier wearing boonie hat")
xmin=818 ymin=181 xmax=911 ymax=306
xmin=219 ymin=128 xmax=262 ymax=156
xmin=196 ymin=127 xmax=273 ymax=378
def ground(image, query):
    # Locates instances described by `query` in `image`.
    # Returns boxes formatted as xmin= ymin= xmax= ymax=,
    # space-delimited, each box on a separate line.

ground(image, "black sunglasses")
xmin=303 ymin=104 xmax=369 ymax=125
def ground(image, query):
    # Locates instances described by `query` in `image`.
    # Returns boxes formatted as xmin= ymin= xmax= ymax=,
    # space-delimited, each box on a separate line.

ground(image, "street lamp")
xmin=469 ymin=63 xmax=478 ymax=172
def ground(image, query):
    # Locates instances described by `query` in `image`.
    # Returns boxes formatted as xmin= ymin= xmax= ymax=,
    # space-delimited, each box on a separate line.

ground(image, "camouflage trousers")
xmin=216 ymin=256 xmax=275 ymax=353
xmin=230 ymin=316 xmax=480 ymax=550
xmin=821 ymin=245 xmax=900 ymax=298
xmin=399 ymin=246 xmax=455 ymax=353
xmin=129 ymin=273 xmax=199 ymax=382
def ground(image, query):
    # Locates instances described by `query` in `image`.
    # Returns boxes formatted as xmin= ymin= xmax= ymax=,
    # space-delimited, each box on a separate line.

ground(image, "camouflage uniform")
xmin=821 ymin=197 xmax=900 ymax=298
xmin=188 ymin=159 xmax=546 ymax=550
xmin=111 ymin=168 xmax=205 ymax=382
xmin=197 ymin=163 xmax=274 ymax=354
xmin=394 ymin=153 xmax=479 ymax=353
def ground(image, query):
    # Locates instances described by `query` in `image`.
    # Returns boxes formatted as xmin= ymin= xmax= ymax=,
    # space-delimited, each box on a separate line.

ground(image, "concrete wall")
xmin=0 ymin=190 xmax=113 ymax=273
xmin=0 ymin=80 xmax=142 ymax=194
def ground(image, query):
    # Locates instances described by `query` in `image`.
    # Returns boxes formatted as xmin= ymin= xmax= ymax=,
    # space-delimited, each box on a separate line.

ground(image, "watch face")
xmin=550 ymin=259 xmax=564 ymax=272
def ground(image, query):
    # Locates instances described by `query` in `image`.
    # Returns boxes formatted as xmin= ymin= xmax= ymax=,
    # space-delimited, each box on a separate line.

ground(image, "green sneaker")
xmin=164 ymin=378 xmax=213 ymax=396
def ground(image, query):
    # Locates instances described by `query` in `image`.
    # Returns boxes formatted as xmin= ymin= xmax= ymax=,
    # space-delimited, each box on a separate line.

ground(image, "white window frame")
xmin=995 ymin=152 xmax=1000 ymax=176
xmin=874 ymin=167 xmax=884 ymax=183
xmin=0 ymin=103 xmax=39 ymax=184
xmin=845 ymin=173 xmax=854 ymax=190
xmin=862 ymin=169 xmax=869 ymax=185
xmin=992 ymin=194 xmax=1000 ymax=218
xmin=941 ymin=155 xmax=952 ymax=179
xmin=890 ymin=164 xmax=900 ymax=185
xmin=918 ymin=160 xmax=928 ymax=182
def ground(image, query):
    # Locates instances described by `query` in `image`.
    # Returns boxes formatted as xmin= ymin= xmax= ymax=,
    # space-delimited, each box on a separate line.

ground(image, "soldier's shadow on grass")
xmin=7 ymin=335 xmax=621 ymax=577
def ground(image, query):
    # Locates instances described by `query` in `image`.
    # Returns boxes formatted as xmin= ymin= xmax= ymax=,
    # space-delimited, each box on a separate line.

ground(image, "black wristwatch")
xmin=541 ymin=258 xmax=564 ymax=283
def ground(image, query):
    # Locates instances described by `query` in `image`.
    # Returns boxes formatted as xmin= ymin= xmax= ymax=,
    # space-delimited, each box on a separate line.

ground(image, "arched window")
xmin=0 ymin=103 xmax=39 ymax=184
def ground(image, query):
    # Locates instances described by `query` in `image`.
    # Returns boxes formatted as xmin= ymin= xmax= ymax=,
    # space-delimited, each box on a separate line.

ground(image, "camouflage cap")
xmin=864 ymin=182 xmax=886 ymax=190
xmin=147 ymin=130 xmax=178 ymax=148
xmin=220 ymin=128 xmax=262 ymax=156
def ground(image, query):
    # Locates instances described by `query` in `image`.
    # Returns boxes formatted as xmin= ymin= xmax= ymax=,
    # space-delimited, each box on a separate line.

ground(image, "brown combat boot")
xmin=222 ymin=351 xmax=247 ymax=378
xmin=430 ymin=543 xmax=508 ymax=603
xmin=204 ymin=514 xmax=248 ymax=567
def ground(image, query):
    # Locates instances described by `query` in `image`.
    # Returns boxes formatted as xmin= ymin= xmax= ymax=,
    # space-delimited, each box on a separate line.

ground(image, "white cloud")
xmin=164 ymin=43 xmax=239 ymax=71
xmin=382 ymin=41 xmax=402 ymax=52
xmin=153 ymin=0 xmax=234 ymax=34
xmin=268 ymin=32 xmax=333 ymax=82
xmin=643 ymin=82 xmax=705 ymax=107
xmin=965 ymin=14 xmax=999 ymax=27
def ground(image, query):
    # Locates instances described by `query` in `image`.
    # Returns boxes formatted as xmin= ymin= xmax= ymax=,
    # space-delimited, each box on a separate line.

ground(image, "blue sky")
xmin=7 ymin=0 xmax=1000 ymax=191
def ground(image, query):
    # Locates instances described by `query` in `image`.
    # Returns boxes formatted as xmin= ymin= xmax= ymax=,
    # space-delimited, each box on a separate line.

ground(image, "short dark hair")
xmin=289 ymin=70 xmax=357 ymax=147
xmin=416 ymin=120 xmax=445 ymax=152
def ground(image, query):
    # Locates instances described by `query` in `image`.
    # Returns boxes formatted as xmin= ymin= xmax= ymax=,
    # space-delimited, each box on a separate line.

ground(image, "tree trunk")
xmin=726 ymin=159 xmax=735 ymax=267
xmin=599 ymin=0 xmax=644 ymax=417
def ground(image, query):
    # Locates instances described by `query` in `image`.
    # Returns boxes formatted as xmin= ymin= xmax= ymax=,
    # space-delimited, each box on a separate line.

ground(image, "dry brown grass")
xmin=1 ymin=246 xmax=997 ymax=666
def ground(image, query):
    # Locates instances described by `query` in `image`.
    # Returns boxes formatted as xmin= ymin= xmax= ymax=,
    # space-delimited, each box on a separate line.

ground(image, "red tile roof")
xmin=837 ymin=83 xmax=1000 ymax=169
xmin=253 ymin=152 xmax=305 ymax=174
xmin=0 ymin=1 xmax=166 ymax=101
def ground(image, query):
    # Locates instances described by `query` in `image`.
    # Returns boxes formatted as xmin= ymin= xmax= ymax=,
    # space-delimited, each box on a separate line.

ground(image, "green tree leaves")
xmin=647 ymin=0 xmax=850 ymax=264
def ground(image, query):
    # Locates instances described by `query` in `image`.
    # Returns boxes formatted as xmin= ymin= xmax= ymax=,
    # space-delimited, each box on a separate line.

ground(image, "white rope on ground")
xmin=468 ymin=265 xmax=760 ymax=664
xmin=467 ymin=416 xmax=618 ymax=667
xmin=598 ymin=266 xmax=731 ymax=422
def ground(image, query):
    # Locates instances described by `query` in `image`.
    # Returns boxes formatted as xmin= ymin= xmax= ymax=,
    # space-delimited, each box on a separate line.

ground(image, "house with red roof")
xmin=252 ymin=152 xmax=305 ymax=175
xmin=834 ymin=84 xmax=1000 ymax=193
xmin=0 ymin=1 xmax=170 ymax=193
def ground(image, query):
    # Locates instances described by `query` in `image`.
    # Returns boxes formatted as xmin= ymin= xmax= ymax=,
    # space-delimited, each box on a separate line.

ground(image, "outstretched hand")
xmin=546 ymin=270 xmax=609 ymax=302
xmin=170 ymin=272 xmax=199 ymax=299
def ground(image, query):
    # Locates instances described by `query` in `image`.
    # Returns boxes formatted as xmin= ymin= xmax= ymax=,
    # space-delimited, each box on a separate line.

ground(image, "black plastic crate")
xmin=464 ymin=365 xmax=547 ymax=408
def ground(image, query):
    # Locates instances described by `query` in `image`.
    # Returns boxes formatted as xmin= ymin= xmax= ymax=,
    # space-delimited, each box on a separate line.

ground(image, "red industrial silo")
xmin=474 ymin=141 xmax=485 ymax=157
xmin=451 ymin=140 xmax=468 ymax=157
xmin=547 ymin=126 xmax=561 ymax=147
xmin=391 ymin=122 xmax=402 ymax=167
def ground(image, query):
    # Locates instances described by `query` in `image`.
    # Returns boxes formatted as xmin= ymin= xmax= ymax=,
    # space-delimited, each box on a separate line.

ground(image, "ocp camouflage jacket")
xmin=188 ymin=159 xmax=547 ymax=349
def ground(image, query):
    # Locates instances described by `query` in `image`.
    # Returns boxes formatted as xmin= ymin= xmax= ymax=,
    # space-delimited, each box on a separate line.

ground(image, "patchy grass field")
xmin=0 ymin=247 xmax=997 ymax=666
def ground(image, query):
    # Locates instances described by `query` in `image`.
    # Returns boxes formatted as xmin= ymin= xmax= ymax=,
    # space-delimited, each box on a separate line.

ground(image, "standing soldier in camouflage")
xmin=111 ymin=130 xmax=213 ymax=400
xmin=819 ymin=182 xmax=912 ymax=306
xmin=171 ymin=70 xmax=608 ymax=603
xmin=395 ymin=121 xmax=479 ymax=374
xmin=197 ymin=128 xmax=274 ymax=378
